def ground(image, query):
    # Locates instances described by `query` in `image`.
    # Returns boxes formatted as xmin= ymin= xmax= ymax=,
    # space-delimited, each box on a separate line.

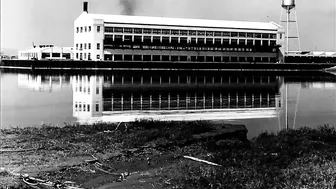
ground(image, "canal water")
xmin=1 ymin=70 xmax=335 ymax=138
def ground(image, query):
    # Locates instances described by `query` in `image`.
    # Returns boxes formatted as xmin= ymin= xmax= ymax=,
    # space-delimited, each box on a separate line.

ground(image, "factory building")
xmin=18 ymin=45 xmax=73 ymax=60
xmin=74 ymin=2 xmax=284 ymax=62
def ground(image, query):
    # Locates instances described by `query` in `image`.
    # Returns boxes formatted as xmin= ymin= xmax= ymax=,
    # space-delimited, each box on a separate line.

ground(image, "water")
xmin=1 ymin=69 xmax=335 ymax=138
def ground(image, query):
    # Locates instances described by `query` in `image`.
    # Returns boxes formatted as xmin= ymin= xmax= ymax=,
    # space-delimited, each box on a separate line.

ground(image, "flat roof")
xmin=84 ymin=13 xmax=281 ymax=31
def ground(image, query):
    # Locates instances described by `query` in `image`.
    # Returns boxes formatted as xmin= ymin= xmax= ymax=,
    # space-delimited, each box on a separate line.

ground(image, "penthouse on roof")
xmin=74 ymin=2 xmax=284 ymax=63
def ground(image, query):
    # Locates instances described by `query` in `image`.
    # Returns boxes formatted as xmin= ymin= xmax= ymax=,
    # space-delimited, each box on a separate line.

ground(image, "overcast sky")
xmin=1 ymin=0 xmax=336 ymax=51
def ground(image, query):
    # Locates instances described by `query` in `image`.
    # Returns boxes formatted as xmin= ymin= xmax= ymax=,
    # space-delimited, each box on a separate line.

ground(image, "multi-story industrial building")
xmin=74 ymin=2 xmax=284 ymax=62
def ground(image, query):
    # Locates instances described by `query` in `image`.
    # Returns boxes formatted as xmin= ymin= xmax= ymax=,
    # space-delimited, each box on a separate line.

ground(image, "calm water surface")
xmin=1 ymin=70 xmax=335 ymax=138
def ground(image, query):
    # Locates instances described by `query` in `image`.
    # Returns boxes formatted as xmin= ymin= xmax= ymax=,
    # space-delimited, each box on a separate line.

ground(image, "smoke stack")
xmin=83 ymin=2 xmax=88 ymax=13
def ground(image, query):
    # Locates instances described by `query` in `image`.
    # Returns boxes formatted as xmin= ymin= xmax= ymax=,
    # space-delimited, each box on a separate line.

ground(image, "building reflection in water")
xmin=72 ymin=72 xmax=283 ymax=123
xmin=18 ymin=74 xmax=70 ymax=92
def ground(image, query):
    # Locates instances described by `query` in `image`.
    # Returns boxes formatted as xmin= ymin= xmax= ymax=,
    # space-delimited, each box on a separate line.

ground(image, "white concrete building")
xmin=18 ymin=45 xmax=73 ymax=60
xmin=74 ymin=2 xmax=284 ymax=62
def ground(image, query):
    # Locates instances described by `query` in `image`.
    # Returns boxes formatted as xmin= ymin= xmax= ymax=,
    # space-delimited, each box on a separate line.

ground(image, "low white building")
xmin=18 ymin=45 xmax=74 ymax=60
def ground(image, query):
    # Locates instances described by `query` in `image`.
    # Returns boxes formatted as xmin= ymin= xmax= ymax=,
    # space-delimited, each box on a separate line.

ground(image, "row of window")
xmin=76 ymin=43 xmax=99 ymax=50
xmin=104 ymin=35 xmax=277 ymax=45
xmin=104 ymin=54 xmax=277 ymax=62
xmin=104 ymin=27 xmax=277 ymax=39
xmin=74 ymin=103 xmax=99 ymax=112
xmin=76 ymin=53 xmax=101 ymax=60
xmin=76 ymin=26 xmax=101 ymax=33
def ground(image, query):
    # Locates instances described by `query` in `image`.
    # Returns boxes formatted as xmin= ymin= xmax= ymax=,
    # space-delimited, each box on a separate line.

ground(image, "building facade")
xmin=74 ymin=2 xmax=284 ymax=62
xmin=18 ymin=45 xmax=73 ymax=60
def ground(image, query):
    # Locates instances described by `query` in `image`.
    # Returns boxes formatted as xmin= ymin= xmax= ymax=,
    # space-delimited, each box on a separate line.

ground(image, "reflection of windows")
xmin=96 ymin=87 xmax=99 ymax=94
xmin=88 ymin=87 xmax=90 ymax=94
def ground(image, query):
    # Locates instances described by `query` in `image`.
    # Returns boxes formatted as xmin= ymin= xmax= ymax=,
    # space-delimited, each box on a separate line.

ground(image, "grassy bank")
xmin=1 ymin=121 xmax=336 ymax=188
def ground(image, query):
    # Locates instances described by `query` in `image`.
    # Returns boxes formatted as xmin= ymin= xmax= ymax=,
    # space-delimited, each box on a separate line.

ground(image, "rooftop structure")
xmin=74 ymin=2 xmax=284 ymax=63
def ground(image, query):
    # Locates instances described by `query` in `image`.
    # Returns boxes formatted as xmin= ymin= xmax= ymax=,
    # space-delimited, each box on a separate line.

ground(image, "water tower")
xmin=280 ymin=0 xmax=301 ymax=54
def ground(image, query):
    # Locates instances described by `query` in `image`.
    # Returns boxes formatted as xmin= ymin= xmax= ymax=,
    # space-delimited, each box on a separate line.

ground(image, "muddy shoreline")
xmin=0 ymin=120 xmax=247 ymax=188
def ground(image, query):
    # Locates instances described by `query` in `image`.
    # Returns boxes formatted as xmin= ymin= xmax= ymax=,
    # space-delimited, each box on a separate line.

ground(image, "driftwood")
xmin=183 ymin=156 xmax=222 ymax=167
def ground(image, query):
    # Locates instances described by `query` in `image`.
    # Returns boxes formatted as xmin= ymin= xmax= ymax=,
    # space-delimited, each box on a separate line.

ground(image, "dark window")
xmin=214 ymin=31 xmax=222 ymax=37
xmin=255 ymin=33 xmax=262 ymax=38
xmin=52 ymin=53 xmax=60 ymax=57
xmin=180 ymin=30 xmax=188 ymax=36
xmin=262 ymin=40 xmax=269 ymax=46
xmin=153 ymin=55 xmax=160 ymax=61
xmin=124 ymin=28 xmax=133 ymax=33
xmin=197 ymin=31 xmax=205 ymax=36
xmin=223 ymin=32 xmax=230 ymax=37
xmin=171 ymin=56 xmax=178 ymax=61
xmin=76 ymin=44 xmax=78 ymax=50
xmin=270 ymin=40 xmax=276 ymax=47
xmin=171 ymin=37 xmax=179 ymax=45
xmin=134 ymin=28 xmax=142 ymax=34
xmin=162 ymin=37 xmax=169 ymax=44
xmin=114 ymin=27 xmax=123 ymax=33
xmin=231 ymin=57 xmax=238 ymax=62
xmin=197 ymin=56 xmax=205 ymax=62
xmin=143 ymin=36 xmax=152 ymax=44
xmin=114 ymin=54 xmax=123 ymax=61
xmin=231 ymin=39 xmax=238 ymax=46
xmin=206 ymin=56 xmax=214 ymax=62
xmin=134 ymin=35 xmax=142 ymax=43
xmin=247 ymin=33 xmax=253 ymax=38
xmin=162 ymin=29 xmax=170 ymax=35
xmin=214 ymin=38 xmax=221 ymax=45
xmin=206 ymin=38 xmax=213 ymax=45
xmin=85 ymin=26 xmax=87 ymax=32
xmin=180 ymin=56 xmax=187 ymax=61
xmin=84 ymin=53 xmax=86 ymax=59
xmin=80 ymin=27 xmax=83 ymax=33
xmin=262 ymin=33 xmax=269 ymax=38
xmin=191 ymin=56 xmax=197 ymax=61
xmin=124 ymin=54 xmax=132 ymax=61
xmin=143 ymin=55 xmax=151 ymax=61
xmin=153 ymin=36 xmax=161 ymax=44
xmin=115 ymin=35 xmax=123 ymax=43
xmin=223 ymin=39 xmax=230 ymax=46
xmin=88 ymin=53 xmax=91 ymax=60
xmin=97 ymin=26 xmax=101 ymax=32
xmin=190 ymin=38 xmax=197 ymax=45
xmin=76 ymin=53 xmax=78 ymax=59
xmin=198 ymin=38 xmax=205 ymax=44
xmin=223 ymin=56 xmax=230 ymax=62
xmin=84 ymin=43 xmax=87 ymax=49
xmin=97 ymin=43 xmax=100 ymax=50
xmin=239 ymin=57 xmax=246 ymax=62
xmin=88 ymin=43 xmax=91 ymax=49
xmin=76 ymin=27 xmax=79 ymax=33
xmin=162 ymin=55 xmax=169 ymax=61
xmin=134 ymin=55 xmax=142 ymax=61
xmin=97 ymin=54 xmax=100 ymax=60
xmin=124 ymin=35 xmax=133 ymax=43
xmin=206 ymin=31 xmax=214 ymax=36
xmin=96 ymin=104 xmax=99 ymax=111
xmin=214 ymin=56 xmax=221 ymax=62
xmin=171 ymin=30 xmax=179 ymax=35
xmin=88 ymin=26 xmax=91 ymax=32
xmin=238 ymin=39 xmax=245 ymax=46
xmin=105 ymin=27 xmax=113 ymax=33
xmin=239 ymin=32 xmax=246 ymax=37
xmin=180 ymin=37 xmax=188 ymax=44
xmin=143 ymin=28 xmax=152 ymax=34
xmin=262 ymin=57 xmax=269 ymax=62
xmin=189 ymin=30 xmax=197 ymax=35
xmin=153 ymin=29 xmax=161 ymax=34
xmin=270 ymin=34 xmax=276 ymax=39
xmin=247 ymin=57 xmax=253 ymax=62
xmin=231 ymin=32 xmax=238 ymax=37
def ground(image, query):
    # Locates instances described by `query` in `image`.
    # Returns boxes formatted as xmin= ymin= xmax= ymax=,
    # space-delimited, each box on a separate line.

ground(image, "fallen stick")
xmin=183 ymin=156 xmax=222 ymax=167
xmin=0 ymin=148 xmax=38 ymax=153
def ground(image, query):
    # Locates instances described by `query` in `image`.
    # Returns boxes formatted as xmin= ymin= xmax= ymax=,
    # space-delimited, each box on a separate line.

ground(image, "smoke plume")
xmin=119 ymin=0 xmax=137 ymax=15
